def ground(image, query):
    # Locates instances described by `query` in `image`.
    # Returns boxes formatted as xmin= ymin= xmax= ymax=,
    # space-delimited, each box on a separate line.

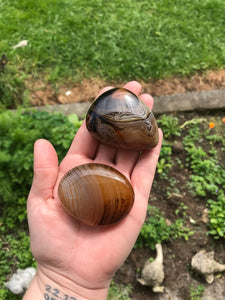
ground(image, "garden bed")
xmin=116 ymin=111 xmax=225 ymax=299
xmin=1 ymin=106 xmax=224 ymax=299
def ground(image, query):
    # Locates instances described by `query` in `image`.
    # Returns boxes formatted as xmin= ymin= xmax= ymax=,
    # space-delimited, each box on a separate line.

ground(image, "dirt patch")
xmin=29 ymin=77 xmax=106 ymax=106
xmin=30 ymin=70 xmax=225 ymax=106
xmin=142 ymin=69 xmax=225 ymax=97
xmin=28 ymin=80 xmax=59 ymax=106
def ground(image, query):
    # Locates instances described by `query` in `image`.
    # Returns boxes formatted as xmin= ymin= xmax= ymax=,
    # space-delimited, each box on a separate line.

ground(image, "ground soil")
xmin=30 ymin=70 xmax=225 ymax=107
xmin=29 ymin=70 xmax=225 ymax=299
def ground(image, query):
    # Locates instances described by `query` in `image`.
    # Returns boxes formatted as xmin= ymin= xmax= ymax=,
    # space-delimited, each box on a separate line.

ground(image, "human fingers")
xmin=67 ymin=83 xmax=154 ymax=165
xmin=123 ymin=81 xmax=142 ymax=95
xmin=94 ymin=143 xmax=117 ymax=164
xmin=90 ymin=82 xmax=141 ymax=164
xmin=140 ymin=93 xmax=154 ymax=110
xmin=96 ymin=85 xmax=114 ymax=97
xmin=28 ymin=139 xmax=59 ymax=201
xmin=66 ymin=121 xmax=99 ymax=160
xmin=97 ymin=81 xmax=142 ymax=97
xmin=91 ymin=87 xmax=116 ymax=163
xmin=131 ymin=129 xmax=163 ymax=200
xmin=66 ymin=86 xmax=115 ymax=160
xmin=114 ymin=92 xmax=155 ymax=177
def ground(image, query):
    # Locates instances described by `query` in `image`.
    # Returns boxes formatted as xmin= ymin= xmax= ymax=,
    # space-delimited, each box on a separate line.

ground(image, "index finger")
xmin=66 ymin=121 xmax=98 ymax=159
xmin=66 ymin=85 xmax=115 ymax=159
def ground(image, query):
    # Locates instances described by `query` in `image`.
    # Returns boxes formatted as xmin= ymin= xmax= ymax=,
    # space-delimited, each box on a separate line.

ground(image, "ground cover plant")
xmin=1 ymin=110 xmax=225 ymax=299
xmin=190 ymin=283 xmax=205 ymax=300
xmin=1 ymin=0 xmax=225 ymax=108
xmin=0 ymin=110 xmax=81 ymax=299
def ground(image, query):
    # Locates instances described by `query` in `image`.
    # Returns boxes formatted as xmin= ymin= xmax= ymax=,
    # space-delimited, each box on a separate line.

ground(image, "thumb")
xmin=29 ymin=139 xmax=59 ymax=201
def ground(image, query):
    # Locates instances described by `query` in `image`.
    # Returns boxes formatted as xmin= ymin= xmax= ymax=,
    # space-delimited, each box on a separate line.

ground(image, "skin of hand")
xmin=25 ymin=81 xmax=163 ymax=299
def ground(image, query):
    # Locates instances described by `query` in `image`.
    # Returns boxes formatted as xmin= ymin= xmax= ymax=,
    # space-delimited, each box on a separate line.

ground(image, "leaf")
xmin=0 ymin=151 xmax=11 ymax=163
xmin=67 ymin=113 xmax=79 ymax=124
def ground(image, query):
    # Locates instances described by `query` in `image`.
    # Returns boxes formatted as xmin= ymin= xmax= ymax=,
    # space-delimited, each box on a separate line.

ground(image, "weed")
xmin=0 ymin=110 xmax=82 ymax=206
xmin=166 ymin=178 xmax=182 ymax=198
xmin=183 ymin=119 xmax=225 ymax=239
xmin=175 ymin=202 xmax=188 ymax=217
xmin=175 ymin=157 xmax=184 ymax=168
xmin=135 ymin=206 xmax=171 ymax=249
xmin=0 ymin=289 xmax=18 ymax=300
xmin=205 ymin=132 xmax=223 ymax=144
xmin=157 ymin=115 xmax=181 ymax=139
xmin=0 ymin=230 xmax=36 ymax=300
xmin=190 ymin=283 xmax=205 ymax=300
xmin=207 ymin=190 xmax=225 ymax=238
xmin=157 ymin=157 xmax=172 ymax=178
xmin=156 ymin=115 xmax=182 ymax=178
xmin=0 ymin=65 xmax=28 ymax=109
xmin=157 ymin=141 xmax=172 ymax=178
xmin=170 ymin=219 xmax=194 ymax=241
xmin=135 ymin=206 xmax=193 ymax=249
xmin=107 ymin=280 xmax=132 ymax=300
xmin=183 ymin=124 xmax=202 ymax=148
xmin=0 ymin=110 xmax=82 ymax=299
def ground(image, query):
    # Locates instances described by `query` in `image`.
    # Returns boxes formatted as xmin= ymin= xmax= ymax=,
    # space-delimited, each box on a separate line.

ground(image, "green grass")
xmin=1 ymin=0 xmax=225 ymax=84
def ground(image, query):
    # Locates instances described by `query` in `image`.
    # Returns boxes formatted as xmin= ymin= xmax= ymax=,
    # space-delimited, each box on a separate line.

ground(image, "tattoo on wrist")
xmin=44 ymin=284 xmax=77 ymax=300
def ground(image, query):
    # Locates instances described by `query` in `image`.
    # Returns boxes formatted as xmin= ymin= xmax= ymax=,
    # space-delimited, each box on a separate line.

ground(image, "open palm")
xmin=27 ymin=81 xmax=163 ymax=294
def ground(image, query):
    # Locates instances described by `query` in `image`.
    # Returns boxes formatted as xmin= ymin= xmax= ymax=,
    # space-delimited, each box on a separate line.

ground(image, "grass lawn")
xmin=1 ymin=0 xmax=225 ymax=84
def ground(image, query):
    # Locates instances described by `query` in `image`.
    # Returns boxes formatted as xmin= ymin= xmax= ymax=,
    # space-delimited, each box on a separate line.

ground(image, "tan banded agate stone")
xmin=58 ymin=163 xmax=134 ymax=226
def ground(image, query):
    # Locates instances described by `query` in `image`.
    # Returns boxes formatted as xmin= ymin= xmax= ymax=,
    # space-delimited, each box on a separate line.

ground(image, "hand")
xmin=25 ymin=81 xmax=163 ymax=300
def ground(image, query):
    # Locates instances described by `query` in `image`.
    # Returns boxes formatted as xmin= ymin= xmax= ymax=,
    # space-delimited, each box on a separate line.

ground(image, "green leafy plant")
xmin=0 ymin=109 xmax=82 ymax=299
xmin=157 ymin=141 xmax=172 ymax=178
xmin=135 ymin=206 xmax=171 ymax=249
xmin=207 ymin=190 xmax=225 ymax=238
xmin=0 ymin=110 xmax=82 ymax=206
xmin=183 ymin=120 xmax=225 ymax=239
xmin=0 ymin=109 xmax=82 ymax=224
xmin=9 ymin=231 xmax=36 ymax=269
xmin=182 ymin=124 xmax=202 ymax=148
xmin=0 ymin=229 xmax=36 ymax=300
xmin=190 ymin=283 xmax=205 ymax=300
xmin=0 ymin=289 xmax=19 ymax=300
xmin=135 ymin=206 xmax=193 ymax=249
xmin=157 ymin=157 xmax=172 ymax=177
xmin=0 ymin=65 xmax=28 ymax=109
xmin=170 ymin=219 xmax=194 ymax=241
xmin=107 ymin=280 xmax=132 ymax=300
xmin=156 ymin=115 xmax=182 ymax=178
xmin=186 ymin=146 xmax=225 ymax=197
xmin=175 ymin=202 xmax=188 ymax=217
xmin=157 ymin=115 xmax=181 ymax=139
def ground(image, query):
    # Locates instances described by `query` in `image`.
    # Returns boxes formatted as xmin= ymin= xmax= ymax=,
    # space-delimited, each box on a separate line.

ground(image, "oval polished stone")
xmin=58 ymin=163 xmax=134 ymax=226
xmin=86 ymin=87 xmax=159 ymax=151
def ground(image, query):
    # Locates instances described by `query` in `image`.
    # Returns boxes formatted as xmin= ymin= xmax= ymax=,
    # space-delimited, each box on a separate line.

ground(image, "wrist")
xmin=23 ymin=265 xmax=110 ymax=300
